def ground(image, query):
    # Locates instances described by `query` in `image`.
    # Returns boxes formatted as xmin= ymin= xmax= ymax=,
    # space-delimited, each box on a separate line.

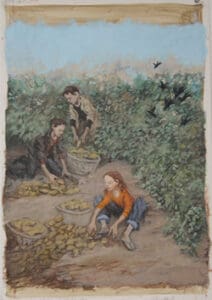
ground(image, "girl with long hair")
xmin=88 ymin=171 xmax=147 ymax=250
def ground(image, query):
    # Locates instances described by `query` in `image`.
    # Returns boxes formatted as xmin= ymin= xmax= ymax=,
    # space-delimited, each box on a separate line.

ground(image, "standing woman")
xmin=63 ymin=85 xmax=98 ymax=146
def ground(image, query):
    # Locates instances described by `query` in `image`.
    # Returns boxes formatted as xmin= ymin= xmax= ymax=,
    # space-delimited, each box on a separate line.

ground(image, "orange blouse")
xmin=97 ymin=189 xmax=134 ymax=217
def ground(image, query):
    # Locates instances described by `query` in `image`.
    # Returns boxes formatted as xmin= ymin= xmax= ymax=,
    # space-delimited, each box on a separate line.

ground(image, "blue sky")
xmin=6 ymin=20 xmax=206 ymax=74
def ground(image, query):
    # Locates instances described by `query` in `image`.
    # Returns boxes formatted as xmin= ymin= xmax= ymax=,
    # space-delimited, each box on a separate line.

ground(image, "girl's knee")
xmin=136 ymin=197 xmax=147 ymax=210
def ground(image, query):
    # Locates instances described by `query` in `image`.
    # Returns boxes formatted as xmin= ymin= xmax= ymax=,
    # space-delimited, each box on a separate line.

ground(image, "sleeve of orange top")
xmin=96 ymin=192 xmax=111 ymax=210
xmin=122 ymin=191 xmax=134 ymax=217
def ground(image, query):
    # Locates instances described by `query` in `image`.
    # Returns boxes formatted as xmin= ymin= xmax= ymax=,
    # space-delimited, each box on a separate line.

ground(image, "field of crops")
xmin=6 ymin=72 xmax=207 ymax=255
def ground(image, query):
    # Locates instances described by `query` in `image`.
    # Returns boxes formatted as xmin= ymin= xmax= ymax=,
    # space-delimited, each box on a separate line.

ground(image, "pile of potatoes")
xmin=9 ymin=218 xmax=46 ymax=237
xmin=69 ymin=147 xmax=99 ymax=160
xmin=59 ymin=198 xmax=91 ymax=212
xmin=15 ymin=180 xmax=80 ymax=198
xmin=6 ymin=215 xmax=109 ymax=278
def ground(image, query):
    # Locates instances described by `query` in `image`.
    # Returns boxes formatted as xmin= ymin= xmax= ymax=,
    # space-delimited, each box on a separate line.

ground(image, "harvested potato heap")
xmin=59 ymin=198 xmax=91 ymax=211
xmin=69 ymin=147 xmax=99 ymax=160
xmin=6 ymin=215 xmax=109 ymax=279
xmin=10 ymin=218 xmax=46 ymax=237
xmin=15 ymin=179 xmax=80 ymax=198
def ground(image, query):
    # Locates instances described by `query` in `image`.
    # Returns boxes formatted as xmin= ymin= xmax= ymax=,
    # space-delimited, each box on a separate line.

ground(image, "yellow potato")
xmin=87 ymin=241 xmax=96 ymax=249
xmin=31 ymin=181 xmax=41 ymax=187
xmin=56 ymin=178 xmax=65 ymax=186
xmin=47 ymin=220 xmax=56 ymax=227
xmin=101 ymin=238 xmax=108 ymax=245
xmin=55 ymin=234 xmax=65 ymax=241
xmin=11 ymin=220 xmax=22 ymax=229
xmin=88 ymin=152 xmax=99 ymax=159
xmin=54 ymin=215 xmax=64 ymax=223
xmin=75 ymin=241 xmax=86 ymax=249
xmin=57 ymin=187 xmax=66 ymax=194
xmin=11 ymin=218 xmax=46 ymax=236
xmin=66 ymin=238 xmax=75 ymax=246
xmin=49 ymin=183 xmax=60 ymax=190
xmin=72 ymin=249 xmax=80 ymax=256
xmin=66 ymin=224 xmax=75 ymax=231
xmin=33 ymin=191 xmax=40 ymax=196
xmin=66 ymin=245 xmax=75 ymax=251
xmin=40 ymin=183 xmax=50 ymax=189
xmin=65 ymin=187 xmax=80 ymax=195
xmin=69 ymin=147 xmax=99 ymax=160
xmin=79 ymin=202 xmax=90 ymax=210
xmin=56 ymin=242 xmax=66 ymax=250
xmin=33 ymin=240 xmax=43 ymax=246
xmin=48 ymin=190 xmax=59 ymax=196
xmin=39 ymin=188 xmax=49 ymax=194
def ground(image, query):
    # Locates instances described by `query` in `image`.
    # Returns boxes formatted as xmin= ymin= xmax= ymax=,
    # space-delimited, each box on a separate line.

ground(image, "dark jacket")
xmin=7 ymin=131 xmax=66 ymax=179
xmin=33 ymin=130 xmax=66 ymax=165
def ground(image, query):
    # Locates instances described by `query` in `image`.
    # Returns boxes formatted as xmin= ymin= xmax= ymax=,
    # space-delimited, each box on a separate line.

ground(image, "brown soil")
xmin=3 ymin=160 xmax=209 ymax=290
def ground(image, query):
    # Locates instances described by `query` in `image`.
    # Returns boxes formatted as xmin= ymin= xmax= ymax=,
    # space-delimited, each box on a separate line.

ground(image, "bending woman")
xmin=63 ymin=85 xmax=98 ymax=146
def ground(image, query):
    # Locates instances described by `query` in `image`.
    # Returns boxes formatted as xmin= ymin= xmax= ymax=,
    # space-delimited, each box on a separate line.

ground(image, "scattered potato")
xmin=6 ymin=214 xmax=110 ymax=279
xmin=14 ymin=180 xmax=79 ymax=198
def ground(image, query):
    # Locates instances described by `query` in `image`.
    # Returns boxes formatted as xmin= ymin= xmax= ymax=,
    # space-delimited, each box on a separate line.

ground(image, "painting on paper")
xmin=2 ymin=1 xmax=209 ymax=296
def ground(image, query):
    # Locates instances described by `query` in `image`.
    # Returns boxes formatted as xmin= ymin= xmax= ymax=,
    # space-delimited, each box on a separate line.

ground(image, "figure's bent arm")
xmin=41 ymin=163 xmax=57 ymax=182
xmin=90 ymin=207 xmax=101 ymax=224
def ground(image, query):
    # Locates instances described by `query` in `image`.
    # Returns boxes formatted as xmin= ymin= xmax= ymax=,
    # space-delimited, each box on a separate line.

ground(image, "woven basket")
xmin=56 ymin=205 xmax=92 ymax=226
xmin=67 ymin=153 xmax=100 ymax=177
xmin=6 ymin=219 xmax=48 ymax=249
xmin=56 ymin=194 xmax=92 ymax=226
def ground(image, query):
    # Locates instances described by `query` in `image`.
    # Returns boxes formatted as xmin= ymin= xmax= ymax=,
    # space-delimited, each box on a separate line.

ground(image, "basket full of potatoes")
xmin=56 ymin=194 xmax=92 ymax=226
xmin=6 ymin=218 xmax=48 ymax=249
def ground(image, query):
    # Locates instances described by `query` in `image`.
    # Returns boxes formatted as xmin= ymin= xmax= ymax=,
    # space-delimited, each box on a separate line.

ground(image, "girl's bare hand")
xmin=62 ymin=169 xmax=71 ymax=178
xmin=48 ymin=174 xmax=58 ymax=183
xmin=109 ymin=224 xmax=118 ymax=239
xmin=87 ymin=222 xmax=97 ymax=235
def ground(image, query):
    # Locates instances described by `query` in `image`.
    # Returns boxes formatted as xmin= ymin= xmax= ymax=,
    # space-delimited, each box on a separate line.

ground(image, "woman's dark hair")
xmin=50 ymin=118 xmax=66 ymax=128
xmin=104 ymin=171 xmax=128 ymax=191
xmin=62 ymin=85 xmax=80 ymax=96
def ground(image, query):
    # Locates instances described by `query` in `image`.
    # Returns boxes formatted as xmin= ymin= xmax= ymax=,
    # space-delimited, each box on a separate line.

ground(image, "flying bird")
xmin=153 ymin=61 xmax=162 ymax=69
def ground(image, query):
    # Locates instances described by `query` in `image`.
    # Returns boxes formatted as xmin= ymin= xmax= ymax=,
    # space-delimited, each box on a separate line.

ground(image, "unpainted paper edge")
xmin=0 ymin=0 xmax=212 ymax=299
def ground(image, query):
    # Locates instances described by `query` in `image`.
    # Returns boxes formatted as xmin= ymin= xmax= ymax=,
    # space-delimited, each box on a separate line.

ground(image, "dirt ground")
xmin=3 ymin=160 xmax=209 ymax=290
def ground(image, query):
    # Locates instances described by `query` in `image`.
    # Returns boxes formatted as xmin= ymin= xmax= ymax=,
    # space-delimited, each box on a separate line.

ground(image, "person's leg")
xmin=99 ymin=201 xmax=123 ymax=233
xmin=126 ymin=197 xmax=147 ymax=230
xmin=122 ymin=197 xmax=147 ymax=250
xmin=93 ymin=196 xmax=123 ymax=235
xmin=121 ymin=224 xmax=135 ymax=250
xmin=94 ymin=195 xmax=111 ymax=234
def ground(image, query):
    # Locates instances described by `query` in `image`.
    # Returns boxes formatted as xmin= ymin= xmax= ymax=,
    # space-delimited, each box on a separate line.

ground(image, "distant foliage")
xmin=7 ymin=75 xmax=73 ymax=144
xmin=6 ymin=72 xmax=206 ymax=255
